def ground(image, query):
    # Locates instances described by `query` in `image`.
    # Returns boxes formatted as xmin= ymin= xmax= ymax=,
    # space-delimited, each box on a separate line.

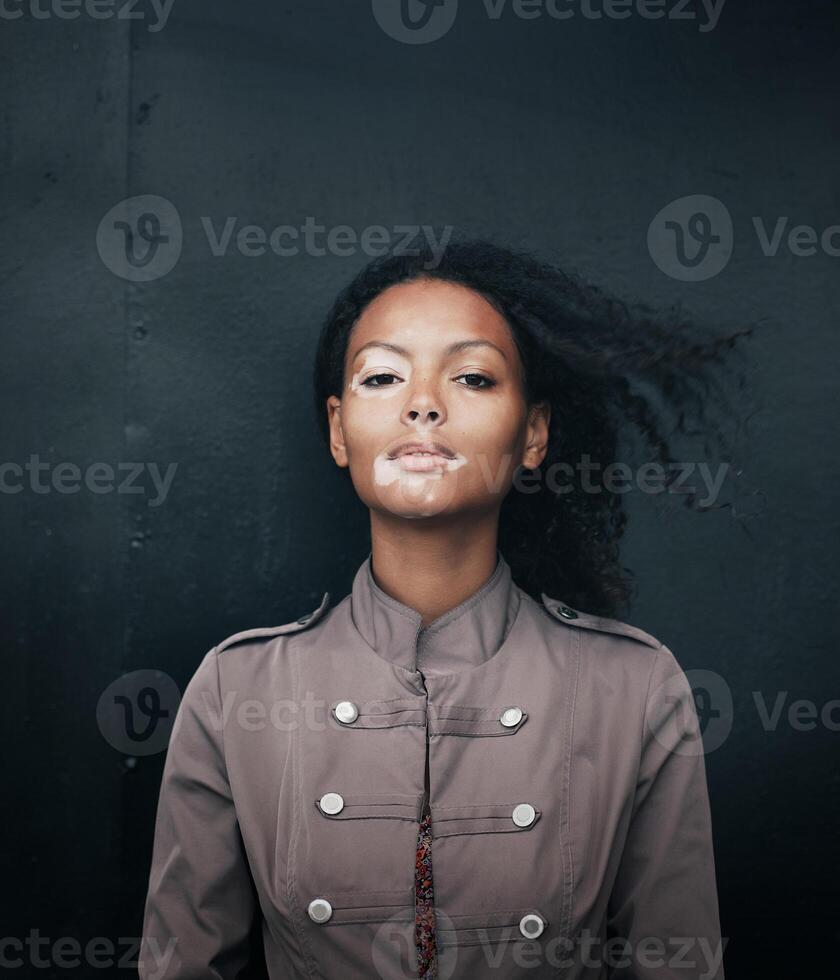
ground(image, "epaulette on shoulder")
xmin=540 ymin=592 xmax=662 ymax=651
xmin=216 ymin=591 xmax=332 ymax=655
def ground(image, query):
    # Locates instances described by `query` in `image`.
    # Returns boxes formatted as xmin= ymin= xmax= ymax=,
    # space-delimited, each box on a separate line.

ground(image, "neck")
xmin=368 ymin=511 xmax=501 ymax=628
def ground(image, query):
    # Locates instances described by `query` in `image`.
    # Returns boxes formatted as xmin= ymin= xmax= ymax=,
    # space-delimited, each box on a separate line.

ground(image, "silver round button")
xmin=512 ymin=803 xmax=537 ymax=827
xmin=500 ymin=706 xmax=523 ymax=728
xmin=519 ymin=913 xmax=545 ymax=939
xmin=307 ymin=898 xmax=333 ymax=923
xmin=319 ymin=792 xmax=345 ymax=815
xmin=557 ymin=603 xmax=578 ymax=619
xmin=334 ymin=700 xmax=359 ymax=724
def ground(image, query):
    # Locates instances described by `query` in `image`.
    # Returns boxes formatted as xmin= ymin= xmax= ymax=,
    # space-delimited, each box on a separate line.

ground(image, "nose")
xmin=401 ymin=375 xmax=445 ymax=426
xmin=407 ymin=406 xmax=440 ymax=423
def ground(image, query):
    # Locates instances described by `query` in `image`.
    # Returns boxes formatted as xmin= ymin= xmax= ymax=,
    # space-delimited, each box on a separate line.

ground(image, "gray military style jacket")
xmin=140 ymin=550 xmax=725 ymax=979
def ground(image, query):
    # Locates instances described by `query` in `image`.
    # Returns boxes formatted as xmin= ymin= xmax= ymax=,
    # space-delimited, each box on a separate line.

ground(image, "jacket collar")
xmin=349 ymin=549 xmax=521 ymax=676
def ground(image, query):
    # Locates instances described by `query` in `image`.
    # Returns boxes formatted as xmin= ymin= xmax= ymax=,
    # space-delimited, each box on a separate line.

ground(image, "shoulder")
xmin=537 ymin=591 xmax=663 ymax=652
xmin=535 ymin=595 xmax=695 ymax=745
xmin=214 ymin=590 xmax=333 ymax=656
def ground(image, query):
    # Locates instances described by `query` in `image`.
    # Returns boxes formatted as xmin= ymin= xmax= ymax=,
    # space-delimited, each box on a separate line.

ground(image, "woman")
xmin=141 ymin=239 xmax=748 ymax=979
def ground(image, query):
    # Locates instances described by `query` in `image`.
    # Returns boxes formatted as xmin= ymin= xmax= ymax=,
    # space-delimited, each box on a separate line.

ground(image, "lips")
xmin=388 ymin=440 xmax=456 ymax=460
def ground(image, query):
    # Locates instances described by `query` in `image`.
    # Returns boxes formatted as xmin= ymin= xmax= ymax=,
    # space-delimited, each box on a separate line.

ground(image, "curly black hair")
xmin=312 ymin=235 xmax=756 ymax=618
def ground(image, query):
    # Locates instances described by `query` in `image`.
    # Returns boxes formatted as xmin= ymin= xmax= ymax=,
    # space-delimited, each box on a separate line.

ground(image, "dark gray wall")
xmin=1 ymin=0 xmax=837 ymax=975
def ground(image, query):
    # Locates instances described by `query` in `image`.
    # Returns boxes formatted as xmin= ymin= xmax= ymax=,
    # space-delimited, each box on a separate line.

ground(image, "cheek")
xmin=458 ymin=409 xmax=525 ymax=464
xmin=342 ymin=383 xmax=402 ymax=457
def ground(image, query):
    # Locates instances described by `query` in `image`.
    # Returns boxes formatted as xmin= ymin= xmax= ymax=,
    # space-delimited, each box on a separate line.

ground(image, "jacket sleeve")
xmin=606 ymin=644 xmax=727 ymax=980
xmin=139 ymin=647 xmax=262 ymax=980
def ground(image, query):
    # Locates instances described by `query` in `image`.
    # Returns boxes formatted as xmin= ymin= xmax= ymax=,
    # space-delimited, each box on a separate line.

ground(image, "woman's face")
xmin=327 ymin=277 xmax=550 ymax=520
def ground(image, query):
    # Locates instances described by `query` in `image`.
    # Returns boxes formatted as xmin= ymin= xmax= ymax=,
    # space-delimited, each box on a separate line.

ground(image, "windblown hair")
xmin=312 ymin=236 xmax=755 ymax=617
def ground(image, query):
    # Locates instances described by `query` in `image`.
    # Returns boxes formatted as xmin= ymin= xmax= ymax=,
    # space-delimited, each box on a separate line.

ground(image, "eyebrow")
xmin=352 ymin=339 xmax=508 ymax=363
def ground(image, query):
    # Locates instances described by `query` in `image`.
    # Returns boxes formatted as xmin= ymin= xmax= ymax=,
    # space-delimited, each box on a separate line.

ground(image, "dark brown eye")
xmin=456 ymin=373 xmax=495 ymax=389
xmin=362 ymin=373 xmax=399 ymax=387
